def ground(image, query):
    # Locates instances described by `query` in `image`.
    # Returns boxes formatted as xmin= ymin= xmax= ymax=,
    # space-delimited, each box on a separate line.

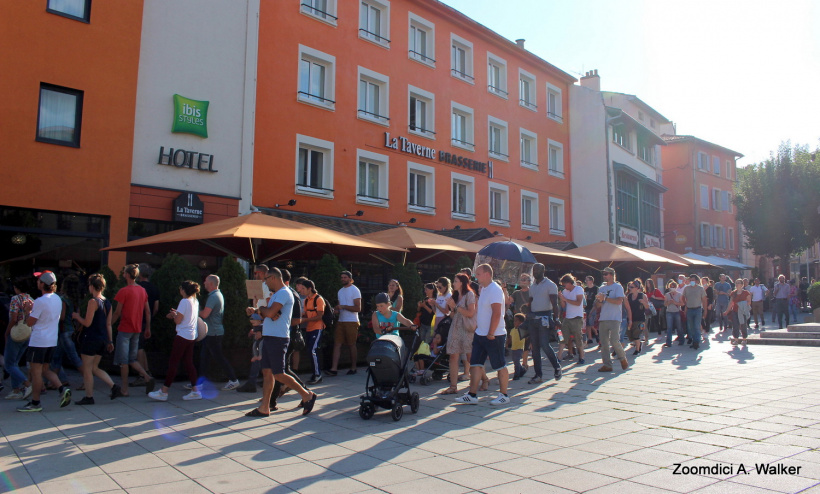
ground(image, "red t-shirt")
xmin=114 ymin=284 xmax=148 ymax=333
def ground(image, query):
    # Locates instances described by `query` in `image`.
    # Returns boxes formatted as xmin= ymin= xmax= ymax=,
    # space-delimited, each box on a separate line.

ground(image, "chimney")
xmin=515 ymin=39 xmax=525 ymax=49
xmin=580 ymin=69 xmax=600 ymax=91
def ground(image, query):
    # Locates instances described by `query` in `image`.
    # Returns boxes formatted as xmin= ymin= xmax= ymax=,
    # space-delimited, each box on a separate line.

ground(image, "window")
xmin=488 ymin=116 xmax=509 ymax=161
xmin=616 ymin=173 xmax=639 ymax=229
xmin=37 ymin=83 xmax=83 ymax=147
xmin=519 ymin=69 xmax=537 ymax=111
xmin=451 ymin=172 xmax=475 ymax=220
xmin=487 ymin=52 xmax=507 ymax=98
xmin=638 ymin=111 xmax=644 ymax=121
xmin=47 ymin=0 xmax=90 ymax=22
xmin=451 ymin=102 xmax=474 ymax=151
xmin=296 ymin=134 xmax=334 ymax=198
xmin=298 ymin=45 xmax=335 ymax=110
xmin=726 ymin=160 xmax=732 ymax=179
xmin=726 ymin=192 xmax=733 ymax=213
xmin=549 ymin=198 xmax=566 ymax=236
xmin=548 ymin=140 xmax=564 ymax=177
xmin=450 ymin=34 xmax=474 ymax=83
xmin=650 ymin=118 xmax=656 ymax=129
xmin=359 ymin=0 xmax=390 ymax=47
xmin=301 ymin=0 xmax=337 ymax=25
xmin=697 ymin=151 xmax=709 ymax=170
xmin=713 ymin=155 xmax=721 ymax=175
xmin=519 ymin=128 xmax=538 ymax=170
xmin=612 ymin=123 xmax=630 ymax=150
xmin=712 ymin=225 xmax=725 ymax=248
xmin=546 ymin=83 xmax=563 ymax=122
xmin=637 ymin=134 xmax=654 ymax=165
xmin=358 ymin=67 xmax=389 ymax=125
xmin=408 ymin=12 xmax=435 ymax=66
xmin=700 ymin=184 xmax=709 ymax=209
xmin=408 ymin=85 xmax=435 ymax=138
xmin=488 ymin=182 xmax=509 ymax=226
xmin=521 ymin=190 xmax=539 ymax=231
xmin=728 ymin=227 xmax=735 ymax=250
xmin=641 ymin=187 xmax=661 ymax=235
xmin=700 ymin=223 xmax=711 ymax=247
xmin=356 ymin=149 xmax=389 ymax=206
xmin=408 ymin=162 xmax=435 ymax=214
xmin=712 ymin=188 xmax=721 ymax=211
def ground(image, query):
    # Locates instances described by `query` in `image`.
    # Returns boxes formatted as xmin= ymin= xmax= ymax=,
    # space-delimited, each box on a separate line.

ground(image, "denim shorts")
xmin=470 ymin=334 xmax=507 ymax=371
xmin=114 ymin=332 xmax=140 ymax=365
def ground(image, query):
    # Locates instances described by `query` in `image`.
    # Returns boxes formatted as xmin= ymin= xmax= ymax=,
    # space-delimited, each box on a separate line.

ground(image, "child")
xmin=413 ymin=333 xmax=444 ymax=375
xmin=508 ymin=313 xmax=526 ymax=380
xmin=372 ymin=292 xmax=416 ymax=338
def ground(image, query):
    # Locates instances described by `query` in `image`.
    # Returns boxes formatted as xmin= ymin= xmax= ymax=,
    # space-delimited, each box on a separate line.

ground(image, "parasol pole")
xmin=248 ymin=237 xmax=256 ymax=264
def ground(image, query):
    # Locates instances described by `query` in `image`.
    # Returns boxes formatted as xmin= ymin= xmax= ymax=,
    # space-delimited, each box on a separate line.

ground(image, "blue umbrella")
xmin=474 ymin=241 xmax=536 ymax=285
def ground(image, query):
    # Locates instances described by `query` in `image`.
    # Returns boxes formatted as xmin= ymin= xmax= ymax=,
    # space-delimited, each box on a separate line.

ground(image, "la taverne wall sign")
xmin=383 ymin=132 xmax=489 ymax=174
xmin=173 ymin=193 xmax=204 ymax=224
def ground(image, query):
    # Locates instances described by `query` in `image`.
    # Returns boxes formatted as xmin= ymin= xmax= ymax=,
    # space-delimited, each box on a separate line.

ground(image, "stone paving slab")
xmin=2 ymin=329 xmax=820 ymax=493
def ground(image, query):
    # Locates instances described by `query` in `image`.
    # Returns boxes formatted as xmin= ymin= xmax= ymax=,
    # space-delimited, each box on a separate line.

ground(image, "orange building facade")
xmin=0 ymin=1 xmax=144 ymax=272
xmin=254 ymin=1 xmax=576 ymax=241
xmin=661 ymin=136 xmax=743 ymax=260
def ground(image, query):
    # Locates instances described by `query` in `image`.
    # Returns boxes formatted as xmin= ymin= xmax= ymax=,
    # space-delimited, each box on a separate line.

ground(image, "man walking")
xmin=326 ymin=271 xmax=361 ymax=376
xmin=17 ymin=272 xmax=71 ymax=412
xmin=525 ymin=263 xmax=561 ymax=384
xmin=198 ymin=275 xmax=239 ymax=390
xmin=748 ymin=278 xmax=767 ymax=329
xmin=245 ymin=268 xmax=316 ymax=417
xmin=270 ymin=269 xmax=309 ymax=410
xmin=454 ymin=264 xmax=510 ymax=405
xmin=134 ymin=264 xmax=158 ymax=386
xmin=113 ymin=264 xmax=155 ymax=396
xmin=772 ymin=274 xmax=791 ymax=329
xmin=594 ymin=267 xmax=628 ymax=372
xmin=714 ymin=274 xmax=732 ymax=333
xmin=681 ymin=274 xmax=708 ymax=350
xmin=558 ymin=274 xmax=585 ymax=365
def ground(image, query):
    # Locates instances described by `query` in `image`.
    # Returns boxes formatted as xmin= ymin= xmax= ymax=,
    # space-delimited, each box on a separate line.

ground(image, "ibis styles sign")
xmin=172 ymin=94 xmax=209 ymax=138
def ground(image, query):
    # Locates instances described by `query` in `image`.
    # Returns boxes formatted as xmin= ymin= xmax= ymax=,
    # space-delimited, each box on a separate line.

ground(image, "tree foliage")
xmin=735 ymin=141 xmax=820 ymax=273
xmin=215 ymin=257 xmax=250 ymax=350
xmin=453 ymin=255 xmax=474 ymax=274
xmin=312 ymin=254 xmax=344 ymax=305
xmin=151 ymin=254 xmax=201 ymax=351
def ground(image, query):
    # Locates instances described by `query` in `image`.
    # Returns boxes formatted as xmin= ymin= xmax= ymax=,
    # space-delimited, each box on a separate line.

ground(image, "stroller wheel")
xmin=410 ymin=392 xmax=420 ymax=414
xmin=419 ymin=376 xmax=430 ymax=386
xmin=391 ymin=403 xmax=404 ymax=421
xmin=359 ymin=404 xmax=375 ymax=420
xmin=409 ymin=375 xmax=416 ymax=384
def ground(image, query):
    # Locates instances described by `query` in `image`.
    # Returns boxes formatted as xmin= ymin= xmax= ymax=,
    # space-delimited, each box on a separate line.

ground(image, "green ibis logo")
xmin=172 ymin=94 xmax=209 ymax=138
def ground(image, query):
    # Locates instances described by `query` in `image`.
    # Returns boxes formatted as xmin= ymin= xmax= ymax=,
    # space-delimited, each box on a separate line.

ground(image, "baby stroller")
xmin=359 ymin=328 xmax=421 ymax=421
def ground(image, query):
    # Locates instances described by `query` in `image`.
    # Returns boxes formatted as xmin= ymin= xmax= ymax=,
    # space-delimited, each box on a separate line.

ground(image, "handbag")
xmin=291 ymin=328 xmax=306 ymax=351
xmin=10 ymin=320 xmax=32 ymax=343
xmin=196 ymin=317 xmax=208 ymax=342
xmin=454 ymin=292 xmax=477 ymax=333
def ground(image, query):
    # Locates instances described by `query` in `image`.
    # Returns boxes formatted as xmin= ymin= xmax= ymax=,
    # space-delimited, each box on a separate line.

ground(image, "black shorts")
xmin=27 ymin=346 xmax=55 ymax=364
xmin=260 ymin=336 xmax=289 ymax=374
xmin=80 ymin=339 xmax=108 ymax=357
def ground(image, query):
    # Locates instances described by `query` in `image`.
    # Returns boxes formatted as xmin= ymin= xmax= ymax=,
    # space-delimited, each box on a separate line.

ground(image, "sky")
xmin=440 ymin=0 xmax=820 ymax=167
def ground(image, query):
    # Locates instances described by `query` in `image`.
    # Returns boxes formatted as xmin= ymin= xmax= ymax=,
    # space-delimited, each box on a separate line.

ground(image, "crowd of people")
xmin=1 ymin=262 xmax=813 ymax=412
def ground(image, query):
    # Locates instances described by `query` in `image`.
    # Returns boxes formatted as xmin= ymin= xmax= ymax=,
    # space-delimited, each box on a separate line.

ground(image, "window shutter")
xmin=721 ymin=191 xmax=729 ymax=212
xmin=700 ymin=185 xmax=708 ymax=209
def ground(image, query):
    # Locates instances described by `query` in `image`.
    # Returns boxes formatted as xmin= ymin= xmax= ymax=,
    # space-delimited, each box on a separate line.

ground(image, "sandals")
xmin=441 ymin=386 xmax=458 ymax=395
xmin=458 ymin=375 xmax=470 ymax=382
xmin=479 ymin=380 xmax=489 ymax=392
xmin=245 ymin=408 xmax=270 ymax=418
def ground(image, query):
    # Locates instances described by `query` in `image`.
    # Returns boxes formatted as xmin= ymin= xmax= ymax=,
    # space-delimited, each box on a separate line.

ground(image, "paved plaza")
xmin=2 ymin=325 xmax=820 ymax=494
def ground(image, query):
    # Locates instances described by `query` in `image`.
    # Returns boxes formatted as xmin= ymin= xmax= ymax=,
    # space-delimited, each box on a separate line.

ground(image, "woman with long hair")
xmin=4 ymin=276 xmax=34 ymax=400
xmin=645 ymin=278 xmax=664 ymax=338
xmin=387 ymin=279 xmax=404 ymax=313
xmin=294 ymin=277 xmax=326 ymax=385
xmin=724 ymin=279 xmax=752 ymax=345
xmin=663 ymin=280 xmax=683 ymax=347
xmin=441 ymin=273 xmax=481 ymax=395
xmin=624 ymin=279 xmax=650 ymax=355
xmin=149 ymin=280 xmax=201 ymax=401
xmin=72 ymin=274 xmax=121 ymax=404
xmin=432 ymin=276 xmax=452 ymax=334
xmin=416 ymin=282 xmax=436 ymax=344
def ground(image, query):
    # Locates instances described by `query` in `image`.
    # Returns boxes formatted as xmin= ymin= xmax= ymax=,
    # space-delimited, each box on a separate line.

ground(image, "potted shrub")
xmin=807 ymin=282 xmax=820 ymax=323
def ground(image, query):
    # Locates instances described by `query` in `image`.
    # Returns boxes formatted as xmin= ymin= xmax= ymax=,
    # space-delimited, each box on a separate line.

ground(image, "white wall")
xmin=131 ymin=0 xmax=259 ymax=213
xmin=569 ymin=85 xmax=610 ymax=247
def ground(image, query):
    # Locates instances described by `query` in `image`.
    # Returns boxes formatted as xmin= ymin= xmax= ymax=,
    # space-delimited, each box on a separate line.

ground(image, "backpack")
xmin=308 ymin=294 xmax=335 ymax=329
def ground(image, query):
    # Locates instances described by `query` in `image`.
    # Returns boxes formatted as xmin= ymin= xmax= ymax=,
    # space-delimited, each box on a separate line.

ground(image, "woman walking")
xmin=645 ymin=279 xmax=664 ymax=337
xmin=294 ymin=278 xmax=325 ymax=385
xmin=624 ymin=280 xmax=650 ymax=355
xmin=441 ymin=273 xmax=481 ymax=395
xmin=72 ymin=274 xmax=122 ymax=404
xmin=663 ymin=280 xmax=683 ymax=347
xmin=4 ymin=277 xmax=34 ymax=400
xmin=725 ymin=279 xmax=752 ymax=345
xmin=149 ymin=280 xmax=201 ymax=401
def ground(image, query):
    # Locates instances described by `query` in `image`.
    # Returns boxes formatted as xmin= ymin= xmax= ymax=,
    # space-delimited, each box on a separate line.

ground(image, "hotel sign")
xmin=383 ymin=132 xmax=488 ymax=174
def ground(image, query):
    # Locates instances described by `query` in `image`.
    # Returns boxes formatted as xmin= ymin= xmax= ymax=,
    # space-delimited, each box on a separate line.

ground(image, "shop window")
xmin=298 ymin=45 xmax=335 ymax=110
xmin=360 ymin=0 xmax=390 ymax=48
xmin=521 ymin=190 xmax=540 ymax=231
xmin=450 ymin=34 xmax=474 ymax=83
xmin=300 ymin=0 xmax=337 ymax=25
xmin=408 ymin=85 xmax=435 ymax=138
xmin=488 ymin=182 xmax=509 ymax=227
xmin=356 ymin=150 xmax=389 ymax=207
xmin=37 ymin=83 xmax=83 ymax=147
xmin=451 ymin=172 xmax=475 ymax=221
xmin=488 ymin=116 xmax=509 ymax=161
xmin=451 ymin=102 xmax=474 ymax=151
xmin=520 ymin=128 xmax=538 ymax=170
xmin=47 ymin=0 xmax=90 ymax=22
xmin=296 ymin=134 xmax=334 ymax=198
xmin=548 ymin=140 xmax=564 ymax=178
xmin=519 ymin=69 xmax=537 ymax=111
xmin=408 ymin=12 xmax=435 ymax=67
xmin=546 ymin=83 xmax=563 ymax=122
xmin=408 ymin=162 xmax=435 ymax=214
xmin=487 ymin=52 xmax=508 ymax=98
xmin=358 ymin=67 xmax=389 ymax=125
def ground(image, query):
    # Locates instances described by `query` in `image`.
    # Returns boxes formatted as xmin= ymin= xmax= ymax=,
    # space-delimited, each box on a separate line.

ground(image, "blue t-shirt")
xmin=204 ymin=289 xmax=225 ymax=336
xmin=262 ymin=286 xmax=293 ymax=338
xmin=714 ymin=282 xmax=731 ymax=304
xmin=598 ymin=283 xmax=625 ymax=321
xmin=375 ymin=310 xmax=400 ymax=338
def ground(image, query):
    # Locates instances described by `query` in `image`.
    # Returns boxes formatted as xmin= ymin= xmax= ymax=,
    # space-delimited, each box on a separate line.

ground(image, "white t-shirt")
xmin=435 ymin=292 xmax=452 ymax=318
xmin=337 ymin=284 xmax=362 ymax=323
xmin=562 ymin=285 xmax=585 ymax=319
xmin=256 ymin=283 xmax=271 ymax=309
xmin=748 ymin=285 xmax=767 ymax=302
xmin=29 ymin=292 xmax=62 ymax=348
xmin=476 ymin=282 xmax=506 ymax=337
xmin=175 ymin=298 xmax=199 ymax=341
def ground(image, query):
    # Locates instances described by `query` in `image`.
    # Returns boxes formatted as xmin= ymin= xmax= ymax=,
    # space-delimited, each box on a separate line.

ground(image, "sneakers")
xmin=307 ymin=375 xmax=323 ymax=385
xmin=490 ymin=394 xmax=510 ymax=406
xmin=59 ymin=388 xmax=72 ymax=408
xmin=76 ymin=396 xmax=95 ymax=405
xmin=598 ymin=365 xmax=613 ymax=372
xmin=183 ymin=383 xmax=193 ymax=390
xmin=223 ymin=380 xmax=240 ymax=391
xmin=578 ymin=359 xmax=585 ymax=365
xmin=527 ymin=377 xmax=542 ymax=385
xmin=346 ymin=369 xmax=358 ymax=375
xmin=236 ymin=381 xmax=257 ymax=393
xmin=22 ymin=385 xmax=32 ymax=400
xmin=110 ymin=384 xmax=123 ymax=400
xmin=18 ymin=401 xmax=43 ymax=412
xmin=324 ymin=370 xmax=338 ymax=377
xmin=554 ymin=367 xmax=563 ymax=381
xmin=182 ymin=390 xmax=202 ymax=401
xmin=148 ymin=389 xmax=168 ymax=401
xmin=5 ymin=389 xmax=24 ymax=400
xmin=453 ymin=393 xmax=479 ymax=404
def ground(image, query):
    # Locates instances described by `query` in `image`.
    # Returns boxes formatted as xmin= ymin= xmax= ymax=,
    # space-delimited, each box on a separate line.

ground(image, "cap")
xmin=374 ymin=292 xmax=390 ymax=305
xmin=39 ymin=271 xmax=57 ymax=285
xmin=601 ymin=267 xmax=616 ymax=275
